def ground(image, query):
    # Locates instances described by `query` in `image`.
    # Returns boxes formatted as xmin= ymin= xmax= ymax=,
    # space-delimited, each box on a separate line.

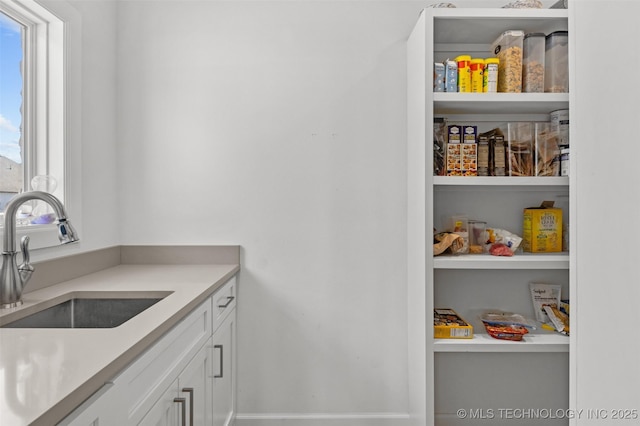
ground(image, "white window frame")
xmin=0 ymin=0 xmax=67 ymax=249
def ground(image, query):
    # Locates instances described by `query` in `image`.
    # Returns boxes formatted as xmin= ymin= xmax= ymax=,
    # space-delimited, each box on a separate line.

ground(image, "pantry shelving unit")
xmin=408 ymin=6 xmax=571 ymax=426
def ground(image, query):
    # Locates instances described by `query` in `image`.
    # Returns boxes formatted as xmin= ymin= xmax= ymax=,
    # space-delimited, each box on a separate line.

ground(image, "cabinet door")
xmin=138 ymin=379 xmax=180 ymax=426
xmin=211 ymin=308 xmax=236 ymax=426
xmin=57 ymin=383 xmax=120 ymax=426
xmin=178 ymin=339 xmax=213 ymax=426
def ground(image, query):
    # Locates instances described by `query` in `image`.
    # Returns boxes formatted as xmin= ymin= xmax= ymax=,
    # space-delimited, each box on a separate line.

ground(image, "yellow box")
xmin=522 ymin=201 xmax=563 ymax=252
xmin=434 ymin=308 xmax=473 ymax=339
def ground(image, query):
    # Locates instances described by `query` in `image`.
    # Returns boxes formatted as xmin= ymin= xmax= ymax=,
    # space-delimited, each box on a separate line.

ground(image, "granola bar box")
xmin=491 ymin=30 xmax=524 ymax=93
xmin=522 ymin=201 xmax=563 ymax=253
xmin=434 ymin=308 xmax=473 ymax=339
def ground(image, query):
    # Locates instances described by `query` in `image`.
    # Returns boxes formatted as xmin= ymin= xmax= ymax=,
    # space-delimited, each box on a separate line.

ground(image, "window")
xmin=0 ymin=0 xmax=65 ymax=218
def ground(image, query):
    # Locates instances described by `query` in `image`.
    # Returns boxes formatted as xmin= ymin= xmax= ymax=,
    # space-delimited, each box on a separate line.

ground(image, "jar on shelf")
xmin=523 ymin=32 xmax=545 ymax=93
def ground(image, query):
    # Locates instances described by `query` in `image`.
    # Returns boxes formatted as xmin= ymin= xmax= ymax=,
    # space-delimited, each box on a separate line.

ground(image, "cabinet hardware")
xmin=174 ymin=397 xmax=187 ymax=425
xmin=214 ymin=344 xmax=224 ymax=378
xmin=217 ymin=296 xmax=234 ymax=308
xmin=181 ymin=387 xmax=194 ymax=426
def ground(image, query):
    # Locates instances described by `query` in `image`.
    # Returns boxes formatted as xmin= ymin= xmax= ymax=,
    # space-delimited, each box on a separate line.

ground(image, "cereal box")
xmin=446 ymin=125 xmax=462 ymax=176
xmin=522 ymin=201 xmax=563 ymax=252
xmin=434 ymin=308 xmax=473 ymax=339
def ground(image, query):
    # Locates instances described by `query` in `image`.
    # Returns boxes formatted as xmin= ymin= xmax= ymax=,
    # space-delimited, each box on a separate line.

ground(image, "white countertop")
xmin=0 ymin=263 xmax=239 ymax=426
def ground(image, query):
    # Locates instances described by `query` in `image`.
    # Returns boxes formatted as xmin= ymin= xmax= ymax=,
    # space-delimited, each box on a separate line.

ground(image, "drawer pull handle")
xmin=214 ymin=344 xmax=224 ymax=378
xmin=218 ymin=296 xmax=235 ymax=308
xmin=174 ymin=397 xmax=187 ymax=426
xmin=181 ymin=387 xmax=194 ymax=426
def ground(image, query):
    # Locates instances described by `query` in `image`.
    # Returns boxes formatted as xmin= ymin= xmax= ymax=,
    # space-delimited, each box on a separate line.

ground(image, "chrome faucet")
xmin=1 ymin=191 xmax=79 ymax=308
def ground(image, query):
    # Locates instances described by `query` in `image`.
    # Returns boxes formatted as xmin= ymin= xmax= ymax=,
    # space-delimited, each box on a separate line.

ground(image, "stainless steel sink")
xmin=0 ymin=292 xmax=172 ymax=329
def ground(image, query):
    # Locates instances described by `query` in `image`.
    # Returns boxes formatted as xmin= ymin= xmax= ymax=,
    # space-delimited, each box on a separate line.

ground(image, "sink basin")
xmin=0 ymin=292 xmax=172 ymax=329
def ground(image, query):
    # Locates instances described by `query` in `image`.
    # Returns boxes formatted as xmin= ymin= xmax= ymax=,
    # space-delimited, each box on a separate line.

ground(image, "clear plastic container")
xmin=523 ymin=33 xmax=545 ymax=93
xmin=491 ymin=30 xmax=524 ymax=93
xmin=544 ymin=31 xmax=569 ymax=93
xmin=507 ymin=122 xmax=534 ymax=176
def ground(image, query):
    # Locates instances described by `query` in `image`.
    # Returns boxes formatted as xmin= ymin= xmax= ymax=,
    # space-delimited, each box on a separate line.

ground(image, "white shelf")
xmin=434 ymin=252 xmax=569 ymax=270
xmin=433 ymin=92 xmax=569 ymax=115
xmin=434 ymin=330 xmax=569 ymax=353
xmin=433 ymin=176 xmax=568 ymax=187
xmin=429 ymin=8 xmax=569 ymax=45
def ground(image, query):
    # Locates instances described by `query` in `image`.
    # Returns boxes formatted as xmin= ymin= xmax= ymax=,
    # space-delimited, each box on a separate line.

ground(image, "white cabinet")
xmin=212 ymin=309 xmax=236 ymax=426
xmin=56 ymin=383 xmax=119 ymax=426
xmin=139 ymin=340 xmax=212 ymax=426
xmin=408 ymin=8 xmax=571 ymax=426
xmin=58 ymin=276 xmax=238 ymax=426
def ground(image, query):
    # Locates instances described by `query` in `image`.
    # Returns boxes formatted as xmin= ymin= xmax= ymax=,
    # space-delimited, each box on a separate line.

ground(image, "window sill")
xmin=0 ymin=223 xmax=62 ymax=251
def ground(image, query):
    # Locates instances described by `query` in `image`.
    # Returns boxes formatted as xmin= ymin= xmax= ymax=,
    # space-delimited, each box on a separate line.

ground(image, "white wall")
xmin=115 ymin=0 xmax=418 ymax=423
xmin=571 ymin=1 xmax=640 ymax=423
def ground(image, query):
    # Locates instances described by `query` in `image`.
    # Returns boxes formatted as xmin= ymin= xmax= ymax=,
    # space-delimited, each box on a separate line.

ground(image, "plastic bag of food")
xmin=529 ymin=282 xmax=562 ymax=323
xmin=484 ymin=228 xmax=523 ymax=254
xmin=434 ymin=232 xmax=465 ymax=256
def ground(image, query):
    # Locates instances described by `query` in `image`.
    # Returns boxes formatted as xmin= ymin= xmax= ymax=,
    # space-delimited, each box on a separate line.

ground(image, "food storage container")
xmin=534 ymin=122 xmax=560 ymax=176
xmin=507 ymin=122 xmax=534 ymax=176
xmin=544 ymin=31 xmax=569 ymax=93
xmin=523 ymin=33 xmax=545 ymax=92
xmin=491 ymin=30 xmax=524 ymax=92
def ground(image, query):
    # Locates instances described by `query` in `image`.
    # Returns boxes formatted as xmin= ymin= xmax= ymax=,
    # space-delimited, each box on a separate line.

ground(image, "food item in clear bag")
xmin=534 ymin=122 xmax=560 ymax=176
xmin=543 ymin=305 xmax=570 ymax=335
xmin=508 ymin=122 xmax=534 ymax=176
xmin=450 ymin=215 xmax=469 ymax=253
xmin=485 ymin=228 xmax=523 ymax=255
xmin=433 ymin=232 xmax=465 ymax=256
xmin=481 ymin=311 xmax=535 ymax=341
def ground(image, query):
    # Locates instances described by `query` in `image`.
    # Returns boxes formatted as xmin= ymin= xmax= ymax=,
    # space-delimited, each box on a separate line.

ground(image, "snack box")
xmin=446 ymin=125 xmax=462 ymax=176
xmin=522 ymin=201 xmax=563 ymax=252
xmin=434 ymin=308 xmax=473 ymax=339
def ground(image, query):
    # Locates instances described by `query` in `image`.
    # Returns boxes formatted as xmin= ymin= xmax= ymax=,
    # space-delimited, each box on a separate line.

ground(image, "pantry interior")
xmin=408 ymin=1 xmax=639 ymax=425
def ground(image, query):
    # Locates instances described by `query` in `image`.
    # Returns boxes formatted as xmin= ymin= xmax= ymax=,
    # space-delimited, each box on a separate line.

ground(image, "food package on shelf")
xmin=434 ymin=308 xmax=473 ymax=339
xmin=522 ymin=201 xmax=563 ymax=252
xmin=480 ymin=311 xmax=536 ymax=341
xmin=529 ymin=282 xmax=562 ymax=323
xmin=535 ymin=122 xmax=561 ymax=176
xmin=507 ymin=122 xmax=534 ymax=176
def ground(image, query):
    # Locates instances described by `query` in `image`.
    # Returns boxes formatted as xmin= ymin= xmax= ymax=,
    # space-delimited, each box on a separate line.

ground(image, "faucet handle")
xmin=18 ymin=236 xmax=35 ymax=281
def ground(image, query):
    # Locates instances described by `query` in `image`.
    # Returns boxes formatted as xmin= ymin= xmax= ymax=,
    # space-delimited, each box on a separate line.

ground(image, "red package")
xmin=489 ymin=243 xmax=513 ymax=257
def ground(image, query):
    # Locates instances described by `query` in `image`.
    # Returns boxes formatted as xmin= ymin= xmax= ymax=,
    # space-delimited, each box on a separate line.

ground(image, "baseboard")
xmin=235 ymin=412 xmax=410 ymax=426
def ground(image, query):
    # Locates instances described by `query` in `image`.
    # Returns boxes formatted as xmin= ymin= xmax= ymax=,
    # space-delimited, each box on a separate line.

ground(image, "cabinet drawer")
xmin=113 ymin=297 xmax=212 ymax=424
xmin=213 ymin=276 xmax=236 ymax=333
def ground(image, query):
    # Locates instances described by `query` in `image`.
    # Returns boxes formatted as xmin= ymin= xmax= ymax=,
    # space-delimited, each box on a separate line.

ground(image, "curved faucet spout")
xmin=1 ymin=191 xmax=79 ymax=308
